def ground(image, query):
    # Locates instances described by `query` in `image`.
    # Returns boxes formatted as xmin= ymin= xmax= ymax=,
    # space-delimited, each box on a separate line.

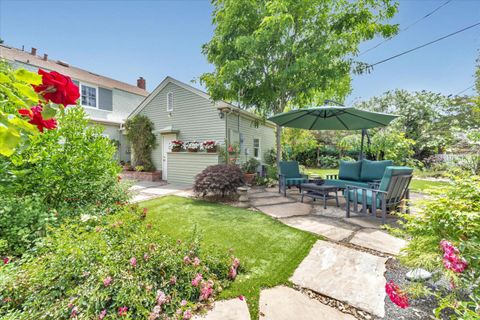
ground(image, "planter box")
xmin=121 ymin=170 xmax=162 ymax=182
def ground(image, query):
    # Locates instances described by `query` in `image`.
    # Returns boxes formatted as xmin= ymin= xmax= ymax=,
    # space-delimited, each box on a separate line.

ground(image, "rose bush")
xmin=0 ymin=204 xmax=240 ymax=319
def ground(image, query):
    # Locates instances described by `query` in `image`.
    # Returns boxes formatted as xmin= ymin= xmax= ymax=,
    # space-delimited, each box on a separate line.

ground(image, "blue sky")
xmin=1 ymin=0 xmax=479 ymax=104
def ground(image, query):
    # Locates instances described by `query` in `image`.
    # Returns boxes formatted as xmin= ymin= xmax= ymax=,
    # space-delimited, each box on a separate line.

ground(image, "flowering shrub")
xmin=0 ymin=205 xmax=238 ymax=319
xmin=193 ymin=164 xmax=245 ymax=197
xmin=202 ymin=140 xmax=217 ymax=152
xmin=185 ymin=141 xmax=201 ymax=152
xmin=390 ymin=175 xmax=480 ymax=318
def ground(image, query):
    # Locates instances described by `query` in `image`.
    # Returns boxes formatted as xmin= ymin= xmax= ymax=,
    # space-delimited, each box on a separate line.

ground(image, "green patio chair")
xmin=345 ymin=166 xmax=413 ymax=224
xmin=278 ymin=161 xmax=309 ymax=196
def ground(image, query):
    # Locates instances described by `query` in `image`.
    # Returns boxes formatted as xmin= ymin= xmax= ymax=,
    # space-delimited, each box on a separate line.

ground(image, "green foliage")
xmin=0 ymin=205 xmax=234 ymax=319
xmin=125 ymin=115 xmax=157 ymax=171
xmin=263 ymin=148 xmax=277 ymax=166
xmin=369 ymin=128 xmax=416 ymax=165
xmin=317 ymin=155 xmax=338 ymax=169
xmin=193 ymin=164 xmax=245 ymax=197
xmin=135 ymin=165 xmax=145 ymax=172
xmin=392 ymin=176 xmax=480 ymax=317
xmin=242 ymin=157 xmax=260 ymax=174
xmin=0 ymin=107 xmax=129 ymax=255
xmin=282 ymin=128 xmax=318 ymax=160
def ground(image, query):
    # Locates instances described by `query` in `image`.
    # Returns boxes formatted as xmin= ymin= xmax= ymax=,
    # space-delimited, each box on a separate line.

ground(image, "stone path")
xmin=193 ymin=298 xmax=250 ymax=320
xmin=128 ymin=180 xmax=192 ymax=202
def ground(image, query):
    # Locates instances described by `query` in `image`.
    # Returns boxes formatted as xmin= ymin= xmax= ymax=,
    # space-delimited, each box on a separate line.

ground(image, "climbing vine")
xmin=125 ymin=115 xmax=156 ymax=171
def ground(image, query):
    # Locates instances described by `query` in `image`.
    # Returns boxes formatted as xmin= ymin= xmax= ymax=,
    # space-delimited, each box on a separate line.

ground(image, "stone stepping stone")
xmin=259 ymin=286 xmax=355 ymax=320
xmin=290 ymin=240 xmax=387 ymax=318
xmin=281 ymin=216 xmax=357 ymax=242
xmin=251 ymin=196 xmax=295 ymax=207
xmin=257 ymin=202 xmax=312 ymax=218
xmin=249 ymin=192 xmax=283 ymax=199
xmin=193 ymin=298 xmax=250 ymax=320
xmin=349 ymin=228 xmax=406 ymax=256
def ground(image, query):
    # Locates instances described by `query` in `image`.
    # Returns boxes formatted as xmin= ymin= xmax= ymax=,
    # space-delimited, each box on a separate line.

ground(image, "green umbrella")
xmin=268 ymin=105 xmax=399 ymax=159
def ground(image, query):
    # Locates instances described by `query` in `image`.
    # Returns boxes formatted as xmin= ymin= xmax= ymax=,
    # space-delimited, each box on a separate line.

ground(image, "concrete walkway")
xmin=128 ymin=180 xmax=193 ymax=202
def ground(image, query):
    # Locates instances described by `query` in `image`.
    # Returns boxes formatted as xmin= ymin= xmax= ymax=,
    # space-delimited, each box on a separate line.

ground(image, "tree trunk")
xmin=276 ymin=124 xmax=282 ymax=167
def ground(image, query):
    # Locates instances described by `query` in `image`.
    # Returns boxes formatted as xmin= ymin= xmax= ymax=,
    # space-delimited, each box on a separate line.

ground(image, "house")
xmin=129 ymin=77 xmax=276 ymax=184
xmin=0 ymin=45 xmax=149 ymax=162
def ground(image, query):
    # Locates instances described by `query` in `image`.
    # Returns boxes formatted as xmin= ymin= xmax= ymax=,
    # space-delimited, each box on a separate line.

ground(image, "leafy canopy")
xmin=201 ymin=0 xmax=398 ymax=115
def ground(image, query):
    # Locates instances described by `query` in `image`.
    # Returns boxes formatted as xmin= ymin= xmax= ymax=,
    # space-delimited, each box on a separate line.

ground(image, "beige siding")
xmin=138 ymin=82 xmax=226 ymax=171
xmin=167 ymin=152 xmax=219 ymax=184
xmin=226 ymin=113 xmax=276 ymax=164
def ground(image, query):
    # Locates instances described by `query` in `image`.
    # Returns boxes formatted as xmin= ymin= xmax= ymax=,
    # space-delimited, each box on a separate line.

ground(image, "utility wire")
xmin=366 ymin=21 xmax=480 ymax=69
xmin=360 ymin=0 xmax=452 ymax=56
xmin=455 ymin=85 xmax=474 ymax=96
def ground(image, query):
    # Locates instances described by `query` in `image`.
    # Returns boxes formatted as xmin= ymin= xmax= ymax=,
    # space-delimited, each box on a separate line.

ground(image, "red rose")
xmin=18 ymin=105 xmax=57 ymax=132
xmin=33 ymin=69 xmax=80 ymax=106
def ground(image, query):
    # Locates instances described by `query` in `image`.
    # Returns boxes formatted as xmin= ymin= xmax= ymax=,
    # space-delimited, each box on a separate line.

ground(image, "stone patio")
xmin=193 ymin=298 xmax=250 ymax=320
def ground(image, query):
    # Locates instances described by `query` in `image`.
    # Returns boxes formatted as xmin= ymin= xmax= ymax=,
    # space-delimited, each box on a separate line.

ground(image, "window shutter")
xmin=98 ymin=87 xmax=113 ymax=111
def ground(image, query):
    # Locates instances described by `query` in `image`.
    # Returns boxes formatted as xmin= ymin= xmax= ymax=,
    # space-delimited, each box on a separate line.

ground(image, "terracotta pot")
xmin=188 ymin=148 xmax=199 ymax=152
xmin=243 ymin=173 xmax=256 ymax=185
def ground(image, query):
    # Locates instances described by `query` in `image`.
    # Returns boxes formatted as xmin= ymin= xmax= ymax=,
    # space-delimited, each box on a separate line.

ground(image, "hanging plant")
xmin=125 ymin=115 xmax=157 ymax=172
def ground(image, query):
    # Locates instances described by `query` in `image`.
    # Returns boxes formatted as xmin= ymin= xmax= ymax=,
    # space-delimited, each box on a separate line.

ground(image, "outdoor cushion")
xmin=279 ymin=161 xmax=302 ymax=178
xmin=378 ymin=166 xmax=414 ymax=192
xmin=338 ymin=160 xmax=362 ymax=181
xmin=360 ymin=159 xmax=393 ymax=181
xmin=325 ymin=179 xmax=369 ymax=189
xmin=344 ymin=189 xmax=382 ymax=207
xmin=285 ymin=177 xmax=308 ymax=186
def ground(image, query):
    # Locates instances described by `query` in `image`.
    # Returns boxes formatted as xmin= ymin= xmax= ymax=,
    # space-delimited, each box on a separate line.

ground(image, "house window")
xmin=167 ymin=92 xmax=174 ymax=111
xmin=253 ymin=138 xmax=260 ymax=159
xmin=81 ymin=84 xmax=97 ymax=108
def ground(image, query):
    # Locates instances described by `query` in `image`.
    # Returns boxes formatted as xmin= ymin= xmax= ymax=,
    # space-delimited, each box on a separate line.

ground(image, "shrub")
xmin=242 ymin=158 xmax=260 ymax=174
xmin=125 ymin=115 xmax=157 ymax=171
xmin=263 ymin=148 xmax=276 ymax=166
xmin=390 ymin=175 xmax=480 ymax=318
xmin=318 ymin=155 xmax=338 ymax=168
xmin=0 ymin=205 xmax=239 ymax=319
xmin=135 ymin=165 xmax=145 ymax=172
xmin=194 ymin=164 xmax=245 ymax=197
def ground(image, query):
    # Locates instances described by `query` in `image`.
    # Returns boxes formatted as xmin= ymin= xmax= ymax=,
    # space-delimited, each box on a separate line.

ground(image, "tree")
xmin=201 ymin=0 xmax=398 ymax=164
xmin=281 ymin=127 xmax=318 ymax=161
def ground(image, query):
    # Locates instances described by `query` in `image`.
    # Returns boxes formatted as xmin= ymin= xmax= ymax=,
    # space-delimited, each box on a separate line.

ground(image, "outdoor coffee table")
xmin=300 ymin=183 xmax=340 ymax=209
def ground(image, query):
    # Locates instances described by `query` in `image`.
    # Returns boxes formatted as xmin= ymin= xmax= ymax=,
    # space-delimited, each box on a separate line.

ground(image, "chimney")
xmin=137 ymin=77 xmax=146 ymax=90
xmin=31 ymin=47 xmax=37 ymax=56
xmin=43 ymin=53 xmax=48 ymax=61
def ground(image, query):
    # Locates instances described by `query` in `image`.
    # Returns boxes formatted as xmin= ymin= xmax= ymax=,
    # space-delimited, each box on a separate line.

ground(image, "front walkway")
xmin=129 ymin=180 xmax=192 ymax=202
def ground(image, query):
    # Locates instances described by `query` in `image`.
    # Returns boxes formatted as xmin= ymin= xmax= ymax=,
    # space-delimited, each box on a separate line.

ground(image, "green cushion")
xmin=344 ymin=189 xmax=381 ymax=206
xmin=325 ymin=179 xmax=369 ymax=189
xmin=360 ymin=159 xmax=393 ymax=181
xmin=338 ymin=160 xmax=362 ymax=181
xmin=279 ymin=161 xmax=302 ymax=178
xmin=378 ymin=166 xmax=414 ymax=191
xmin=285 ymin=177 xmax=308 ymax=186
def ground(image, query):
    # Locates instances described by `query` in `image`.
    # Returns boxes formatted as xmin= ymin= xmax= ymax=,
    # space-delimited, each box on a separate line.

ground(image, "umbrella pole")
xmin=359 ymin=129 xmax=366 ymax=160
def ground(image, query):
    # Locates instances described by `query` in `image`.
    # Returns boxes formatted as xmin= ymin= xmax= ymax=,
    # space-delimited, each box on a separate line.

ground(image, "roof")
xmin=129 ymin=76 xmax=276 ymax=128
xmin=0 ymin=45 xmax=149 ymax=97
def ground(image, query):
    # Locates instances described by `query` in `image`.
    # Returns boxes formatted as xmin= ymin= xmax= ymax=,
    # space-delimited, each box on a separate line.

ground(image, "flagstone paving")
xmin=290 ymin=240 xmax=388 ymax=318
xmin=250 ymin=196 xmax=295 ymax=207
xmin=280 ymin=216 xmax=358 ymax=242
xmin=255 ymin=202 xmax=312 ymax=218
xmin=350 ymin=228 xmax=407 ymax=256
xmin=259 ymin=286 xmax=356 ymax=320
xmin=192 ymin=298 xmax=250 ymax=320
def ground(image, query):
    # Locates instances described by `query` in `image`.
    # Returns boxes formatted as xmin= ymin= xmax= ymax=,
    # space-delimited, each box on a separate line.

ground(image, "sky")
xmin=0 ymin=0 xmax=479 ymax=105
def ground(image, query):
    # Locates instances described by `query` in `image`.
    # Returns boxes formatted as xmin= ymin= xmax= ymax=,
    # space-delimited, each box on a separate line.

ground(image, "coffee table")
xmin=300 ymin=183 xmax=340 ymax=209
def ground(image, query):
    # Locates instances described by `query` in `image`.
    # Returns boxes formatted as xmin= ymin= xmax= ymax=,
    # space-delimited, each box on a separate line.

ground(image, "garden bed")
xmin=121 ymin=170 xmax=162 ymax=181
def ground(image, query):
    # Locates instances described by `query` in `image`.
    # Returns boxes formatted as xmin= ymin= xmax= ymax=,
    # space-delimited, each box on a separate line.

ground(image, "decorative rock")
xmin=406 ymin=268 xmax=432 ymax=282
xmin=237 ymin=187 xmax=250 ymax=208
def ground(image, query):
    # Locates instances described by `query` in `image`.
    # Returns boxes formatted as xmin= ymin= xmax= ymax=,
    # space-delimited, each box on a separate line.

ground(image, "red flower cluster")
xmin=385 ymin=280 xmax=409 ymax=309
xmin=440 ymin=240 xmax=468 ymax=273
xmin=33 ymin=69 xmax=80 ymax=106
xmin=18 ymin=105 xmax=57 ymax=132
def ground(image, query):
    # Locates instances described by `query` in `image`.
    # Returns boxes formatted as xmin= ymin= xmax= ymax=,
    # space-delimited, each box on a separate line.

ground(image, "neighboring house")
xmin=129 ymin=76 xmax=276 ymax=184
xmin=0 ymin=45 xmax=149 ymax=161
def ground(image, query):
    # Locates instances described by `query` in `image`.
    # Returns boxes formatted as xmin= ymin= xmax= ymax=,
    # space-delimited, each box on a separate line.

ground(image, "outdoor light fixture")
xmin=218 ymin=111 xmax=224 ymax=119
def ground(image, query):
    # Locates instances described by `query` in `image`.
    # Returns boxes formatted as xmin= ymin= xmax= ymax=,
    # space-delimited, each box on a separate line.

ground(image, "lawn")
xmin=305 ymin=167 xmax=450 ymax=193
xmin=142 ymin=196 xmax=318 ymax=317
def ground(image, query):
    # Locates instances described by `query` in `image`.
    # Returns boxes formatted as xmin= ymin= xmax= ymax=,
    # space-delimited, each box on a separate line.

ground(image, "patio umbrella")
xmin=268 ymin=105 xmax=398 ymax=159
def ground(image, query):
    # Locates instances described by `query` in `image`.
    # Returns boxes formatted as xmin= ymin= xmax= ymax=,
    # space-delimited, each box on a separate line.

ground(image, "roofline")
xmin=128 ymin=76 xmax=277 ymax=128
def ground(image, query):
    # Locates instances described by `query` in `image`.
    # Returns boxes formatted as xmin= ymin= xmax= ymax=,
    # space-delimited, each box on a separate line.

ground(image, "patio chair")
xmin=345 ymin=166 xmax=413 ymax=224
xmin=278 ymin=161 xmax=309 ymax=196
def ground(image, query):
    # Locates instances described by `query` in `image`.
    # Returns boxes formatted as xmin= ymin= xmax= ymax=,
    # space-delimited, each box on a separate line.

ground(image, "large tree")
xmin=201 ymin=0 xmax=398 ymax=163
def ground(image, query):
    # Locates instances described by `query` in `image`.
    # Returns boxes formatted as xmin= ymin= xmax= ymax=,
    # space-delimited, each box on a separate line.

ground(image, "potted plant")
xmin=170 ymin=140 xmax=184 ymax=152
xmin=241 ymin=158 xmax=260 ymax=185
xmin=185 ymin=141 xmax=201 ymax=152
xmin=202 ymin=140 xmax=218 ymax=153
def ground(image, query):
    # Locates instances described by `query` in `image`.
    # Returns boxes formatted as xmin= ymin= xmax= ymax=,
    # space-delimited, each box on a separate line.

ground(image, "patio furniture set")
xmin=278 ymin=160 xmax=413 ymax=223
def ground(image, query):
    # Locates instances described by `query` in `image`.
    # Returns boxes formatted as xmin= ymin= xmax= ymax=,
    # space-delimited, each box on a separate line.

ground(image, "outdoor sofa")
xmin=325 ymin=159 xmax=393 ymax=189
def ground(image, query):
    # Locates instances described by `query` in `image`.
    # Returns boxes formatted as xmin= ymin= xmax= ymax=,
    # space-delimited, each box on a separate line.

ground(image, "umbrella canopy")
xmin=268 ymin=106 xmax=398 ymax=130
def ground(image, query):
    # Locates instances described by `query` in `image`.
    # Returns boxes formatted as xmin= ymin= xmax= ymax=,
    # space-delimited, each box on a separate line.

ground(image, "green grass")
xmin=305 ymin=167 xmax=450 ymax=193
xmin=142 ymin=196 xmax=318 ymax=317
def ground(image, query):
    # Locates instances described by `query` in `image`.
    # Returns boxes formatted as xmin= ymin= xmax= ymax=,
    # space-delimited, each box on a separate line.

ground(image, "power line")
xmin=360 ymin=0 xmax=452 ymax=56
xmin=366 ymin=21 xmax=480 ymax=69
xmin=455 ymin=85 xmax=474 ymax=96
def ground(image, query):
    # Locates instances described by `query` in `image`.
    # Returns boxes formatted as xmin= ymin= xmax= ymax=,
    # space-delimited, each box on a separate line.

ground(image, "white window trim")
xmin=253 ymin=138 xmax=261 ymax=160
xmin=166 ymin=92 xmax=174 ymax=112
xmin=80 ymin=82 xmax=99 ymax=109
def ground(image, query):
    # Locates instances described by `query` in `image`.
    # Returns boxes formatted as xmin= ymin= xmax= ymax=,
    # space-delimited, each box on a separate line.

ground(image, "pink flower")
xmin=180 ymin=299 xmax=188 ymax=306
xmin=144 ymin=253 xmax=150 ymax=261
xmin=130 ymin=257 xmax=137 ymax=267
xmin=170 ymin=275 xmax=177 ymax=285
xmin=232 ymin=257 xmax=240 ymax=269
xmin=103 ymin=276 xmax=112 ymax=287
xmin=183 ymin=255 xmax=191 ymax=264
xmin=183 ymin=310 xmax=192 ymax=320
xmin=118 ymin=306 xmax=128 ymax=317
xmin=156 ymin=290 xmax=167 ymax=306
xmin=70 ymin=306 xmax=78 ymax=318
xmin=440 ymin=240 xmax=468 ymax=273
xmin=3 ymin=257 xmax=9 ymax=265
xmin=98 ymin=309 xmax=107 ymax=320
xmin=191 ymin=273 xmax=203 ymax=287
xmin=385 ymin=280 xmax=409 ymax=309
xmin=228 ymin=266 xmax=237 ymax=280
xmin=193 ymin=257 xmax=201 ymax=266
xmin=238 ymin=295 xmax=245 ymax=301
xmin=199 ymin=282 xmax=214 ymax=301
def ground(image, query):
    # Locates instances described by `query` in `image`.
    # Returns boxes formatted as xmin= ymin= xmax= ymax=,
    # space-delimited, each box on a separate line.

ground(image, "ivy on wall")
xmin=125 ymin=115 xmax=156 ymax=171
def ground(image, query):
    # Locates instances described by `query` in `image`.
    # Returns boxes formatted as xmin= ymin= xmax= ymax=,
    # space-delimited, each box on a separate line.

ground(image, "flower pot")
xmin=172 ymin=147 xmax=182 ymax=152
xmin=206 ymin=148 xmax=217 ymax=153
xmin=243 ymin=173 xmax=256 ymax=185
xmin=188 ymin=148 xmax=199 ymax=152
